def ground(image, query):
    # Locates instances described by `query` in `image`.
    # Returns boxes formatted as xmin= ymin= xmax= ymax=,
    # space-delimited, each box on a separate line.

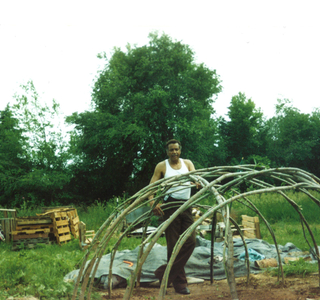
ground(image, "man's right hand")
xmin=150 ymin=201 xmax=164 ymax=216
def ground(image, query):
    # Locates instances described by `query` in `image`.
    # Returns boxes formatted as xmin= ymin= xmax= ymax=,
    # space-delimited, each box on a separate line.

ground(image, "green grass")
xmin=0 ymin=197 xmax=166 ymax=299
xmin=266 ymin=258 xmax=319 ymax=277
xmin=0 ymin=239 xmax=82 ymax=299
xmin=1 ymin=191 xmax=320 ymax=298
xmin=231 ymin=190 xmax=320 ymax=224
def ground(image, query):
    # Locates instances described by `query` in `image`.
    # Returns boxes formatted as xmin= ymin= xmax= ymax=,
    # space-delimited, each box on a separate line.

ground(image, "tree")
xmin=266 ymin=99 xmax=320 ymax=173
xmin=67 ymin=32 xmax=222 ymax=201
xmin=0 ymin=105 xmax=30 ymax=206
xmin=222 ymin=93 xmax=266 ymax=164
xmin=0 ymin=81 xmax=72 ymax=207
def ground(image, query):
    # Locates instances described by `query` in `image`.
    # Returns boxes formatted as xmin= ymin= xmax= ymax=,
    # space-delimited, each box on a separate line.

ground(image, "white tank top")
xmin=164 ymin=159 xmax=191 ymax=200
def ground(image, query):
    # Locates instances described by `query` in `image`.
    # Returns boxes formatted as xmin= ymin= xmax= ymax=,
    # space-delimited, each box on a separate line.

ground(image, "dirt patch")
xmin=100 ymin=273 xmax=320 ymax=300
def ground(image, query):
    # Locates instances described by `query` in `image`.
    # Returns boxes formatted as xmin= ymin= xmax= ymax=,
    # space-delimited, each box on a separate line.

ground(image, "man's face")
xmin=166 ymin=143 xmax=181 ymax=161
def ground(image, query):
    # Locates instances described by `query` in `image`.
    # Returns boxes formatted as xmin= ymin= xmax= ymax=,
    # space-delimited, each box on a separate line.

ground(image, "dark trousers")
xmin=154 ymin=198 xmax=196 ymax=291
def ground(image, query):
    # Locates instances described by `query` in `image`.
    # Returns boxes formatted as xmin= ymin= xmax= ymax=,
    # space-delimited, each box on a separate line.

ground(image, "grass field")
xmin=0 ymin=191 xmax=320 ymax=299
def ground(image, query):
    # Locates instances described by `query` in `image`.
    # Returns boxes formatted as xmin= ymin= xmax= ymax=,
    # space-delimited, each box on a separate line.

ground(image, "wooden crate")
xmin=52 ymin=211 xmax=72 ymax=245
xmin=241 ymin=215 xmax=261 ymax=239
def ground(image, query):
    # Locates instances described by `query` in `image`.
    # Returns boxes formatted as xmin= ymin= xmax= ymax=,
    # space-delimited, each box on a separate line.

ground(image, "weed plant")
xmin=1 ymin=191 xmax=319 ymax=298
xmin=199 ymin=191 xmax=320 ymax=251
xmin=0 ymin=197 xmax=167 ymax=299
xmin=232 ymin=190 xmax=320 ymax=224
xmin=0 ymin=239 xmax=84 ymax=299
xmin=266 ymin=258 xmax=318 ymax=277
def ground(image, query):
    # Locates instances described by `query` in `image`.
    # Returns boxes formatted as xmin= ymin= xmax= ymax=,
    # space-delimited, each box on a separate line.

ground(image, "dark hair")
xmin=165 ymin=139 xmax=182 ymax=150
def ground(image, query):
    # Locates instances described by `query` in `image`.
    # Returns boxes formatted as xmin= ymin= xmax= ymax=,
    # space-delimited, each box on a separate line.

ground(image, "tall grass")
xmin=0 ymin=239 xmax=84 ymax=299
xmin=199 ymin=191 xmax=320 ymax=251
xmin=0 ymin=197 xmax=166 ymax=299
xmin=1 ymin=191 xmax=319 ymax=298
xmin=231 ymin=190 xmax=320 ymax=224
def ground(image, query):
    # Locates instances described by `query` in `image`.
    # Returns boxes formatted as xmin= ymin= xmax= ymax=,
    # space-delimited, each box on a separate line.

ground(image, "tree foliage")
xmin=0 ymin=105 xmax=30 ymax=205
xmin=266 ymin=99 xmax=320 ymax=173
xmin=67 ymin=32 xmax=222 ymax=200
xmin=0 ymin=82 xmax=71 ymax=207
xmin=2 ymin=34 xmax=320 ymax=207
xmin=220 ymin=92 xmax=267 ymax=165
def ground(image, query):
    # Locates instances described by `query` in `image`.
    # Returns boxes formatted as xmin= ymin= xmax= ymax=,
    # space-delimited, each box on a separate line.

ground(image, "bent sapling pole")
xmin=73 ymin=166 xmax=320 ymax=300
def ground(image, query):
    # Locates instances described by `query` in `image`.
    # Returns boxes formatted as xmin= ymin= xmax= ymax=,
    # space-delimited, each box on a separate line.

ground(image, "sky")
xmin=1 ymin=0 xmax=320 ymax=126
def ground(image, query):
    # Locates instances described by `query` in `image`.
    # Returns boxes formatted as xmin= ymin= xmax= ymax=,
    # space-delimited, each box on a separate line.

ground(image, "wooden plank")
xmin=4 ymin=219 xmax=10 ymax=242
xmin=70 ymin=216 xmax=79 ymax=225
xmin=13 ymin=233 xmax=49 ymax=241
xmin=16 ymin=224 xmax=53 ymax=231
xmin=55 ymin=226 xmax=70 ymax=235
xmin=254 ymin=217 xmax=261 ymax=239
xmin=16 ymin=218 xmax=52 ymax=225
xmin=12 ymin=237 xmax=51 ymax=250
xmin=53 ymin=212 xmax=68 ymax=218
xmin=41 ymin=206 xmax=74 ymax=213
xmin=242 ymin=215 xmax=256 ymax=222
xmin=242 ymin=220 xmax=255 ymax=228
xmin=243 ymin=231 xmax=256 ymax=238
xmin=79 ymin=221 xmax=86 ymax=246
xmin=241 ymin=215 xmax=261 ymax=239
xmin=70 ymin=225 xmax=79 ymax=238
xmin=0 ymin=209 xmax=17 ymax=219
xmin=58 ymin=233 xmax=72 ymax=243
xmin=55 ymin=219 xmax=69 ymax=227
xmin=238 ymin=227 xmax=255 ymax=231
xmin=67 ymin=209 xmax=78 ymax=218
xmin=12 ymin=228 xmax=50 ymax=235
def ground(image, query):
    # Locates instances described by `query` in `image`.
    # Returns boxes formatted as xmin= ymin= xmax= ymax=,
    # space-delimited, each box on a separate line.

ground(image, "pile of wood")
xmin=12 ymin=216 xmax=52 ymax=250
xmin=241 ymin=215 xmax=261 ymax=239
xmin=39 ymin=208 xmax=80 ymax=245
xmin=6 ymin=207 xmax=80 ymax=250
xmin=1 ymin=206 xmax=98 ymax=251
xmin=0 ymin=209 xmax=17 ymax=243
xmin=192 ymin=208 xmax=261 ymax=240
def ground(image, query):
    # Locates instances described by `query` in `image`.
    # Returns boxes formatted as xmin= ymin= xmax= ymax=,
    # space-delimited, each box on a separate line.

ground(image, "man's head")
xmin=165 ymin=139 xmax=182 ymax=150
xmin=166 ymin=139 xmax=181 ymax=162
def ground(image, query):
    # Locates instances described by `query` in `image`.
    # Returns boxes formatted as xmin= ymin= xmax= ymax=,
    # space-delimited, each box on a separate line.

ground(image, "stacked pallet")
xmin=51 ymin=211 xmax=72 ymax=245
xmin=12 ymin=216 xmax=52 ymax=250
xmin=241 ymin=215 xmax=261 ymax=239
xmin=79 ymin=221 xmax=95 ymax=250
xmin=67 ymin=209 xmax=79 ymax=238
xmin=39 ymin=208 xmax=80 ymax=245
xmin=0 ymin=209 xmax=17 ymax=243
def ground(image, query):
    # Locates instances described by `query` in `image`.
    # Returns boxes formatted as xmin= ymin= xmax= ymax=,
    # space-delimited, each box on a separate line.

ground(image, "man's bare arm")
xmin=184 ymin=159 xmax=196 ymax=172
xmin=184 ymin=159 xmax=201 ymax=189
xmin=149 ymin=161 xmax=165 ymax=216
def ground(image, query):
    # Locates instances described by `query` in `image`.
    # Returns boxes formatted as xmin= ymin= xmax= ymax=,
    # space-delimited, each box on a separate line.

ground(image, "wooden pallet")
xmin=67 ymin=209 xmax=79 ymax=238
xmin=39 ymin=208 xmax=80 ymax=239
xmin=12 ymin=228 xmax=50 ymax=236
xmin=241 ymin=215 xmax=261 ymax=238
xmin=15 ymin=223 xmax=54 ymax=232
xmin=52 ymin=211 xmax=72 ymax=245
xmin=79 ymin=221 xmax=95 ymax=250
xmin=12 ymin=237 xmax=51 ymax=251
xmin=12 ymin=232 xmax=49 ymax=241
xmin=0 ymin=209 xmax=17 ymax=243
xmin=11 ymin=216 xmax=53 ymax=248
xmin=16 ymin=216 xmax=52 ymax=226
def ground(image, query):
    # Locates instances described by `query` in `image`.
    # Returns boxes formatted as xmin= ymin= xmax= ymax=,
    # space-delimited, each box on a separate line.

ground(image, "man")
xmin=149 ymin=139 xmax=197 ymax=295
